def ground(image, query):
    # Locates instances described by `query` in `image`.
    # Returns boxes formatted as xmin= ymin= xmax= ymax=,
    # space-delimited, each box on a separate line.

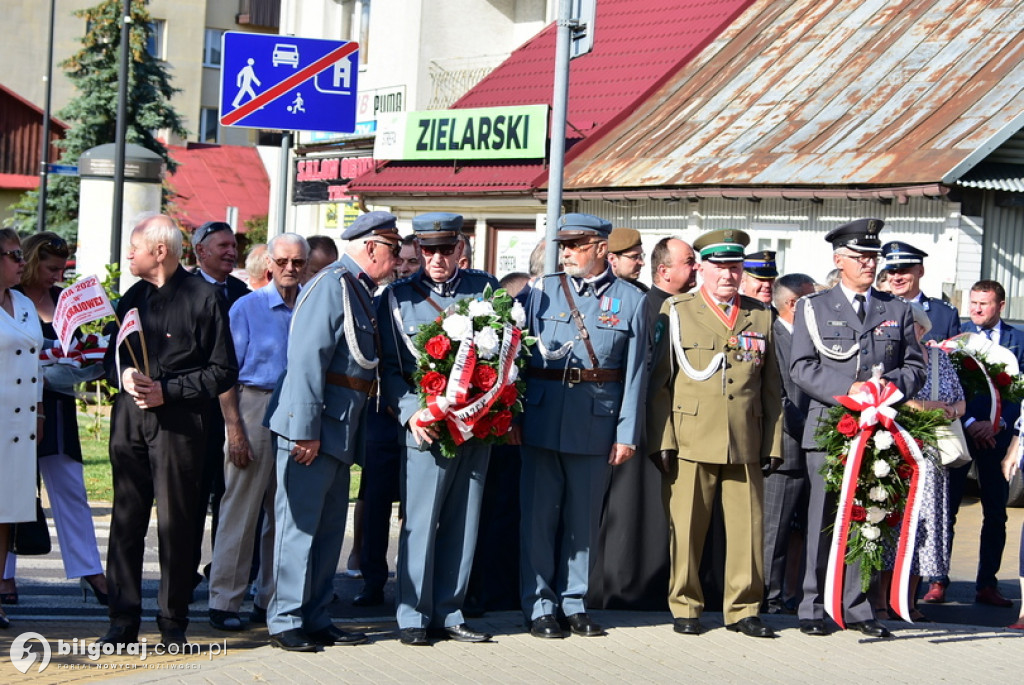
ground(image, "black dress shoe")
xmin=209 ymin=609 xmax=245 ymax=631
xmin=848 ymin=619 xmax=891 ymax=638
xmin=352 ymin=589 xmax=385 ymax=607
xmin=270 ymin=628 xmax=318 ymax=652
xmin=159 ymin=628 xmax=189 ymax=649
xmin=566 ymin=613 xmax=605 ymax=637
xmin=249 ymin=604 xmax=267 ymax=624
xmin=726 ymin=616 xmax=776 ymax=638
xmin=672 ymin=618 xmax=702 ymax=635
xmin=799 ymin=619 xmax=828 ymax=636
xmin=97 ymin=625 xmax=139 ymax=646
xmin=308 ymin=624 xmax=367 ymax=646
xmin=530 ymin=615 xmax=569 ymax=639
xmin=443 ymin=623 xmax=492 ymax=643
xmin=399 ymin=628 xmax=430 ymax=646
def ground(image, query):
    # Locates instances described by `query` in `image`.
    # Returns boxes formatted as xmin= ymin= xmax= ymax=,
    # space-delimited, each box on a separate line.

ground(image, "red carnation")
xmin=996 ymin=372 xmax=1013 ymax=388
xmin=472 ymin=365 xmax=498 ymax=391
xmin=885 ymin=510 xmax=902 ymax=527
xmin=837 ymin=413 xmax=859 ymax=438
xmin=962 ymin=357 xmax=979 ymax=371
xmin=471 ymin=413 xmax=494 ymax=439
xmin=491 ymin=410 xmax=514 ymax=436
xmin=851 ymin=505 xmax=867 ymax=522
xmin=898 ymin=463 xmax=914 ymax=479
xmin=420 ymin=371 xmax=447 ymax=395
xmin=425 ymin=334 xmax=452 ymax=360
xmin=499 ymin=384 xmax=519 ymax=406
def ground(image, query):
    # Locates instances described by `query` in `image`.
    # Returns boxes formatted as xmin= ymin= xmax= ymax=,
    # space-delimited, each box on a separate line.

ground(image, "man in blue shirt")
xmin=207 ymin=233 xmax=308 ymax=632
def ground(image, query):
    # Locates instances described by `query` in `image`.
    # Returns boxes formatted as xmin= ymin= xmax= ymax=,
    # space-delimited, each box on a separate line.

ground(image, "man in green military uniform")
xmin=648 ymin=228 xmax=783 ymax=638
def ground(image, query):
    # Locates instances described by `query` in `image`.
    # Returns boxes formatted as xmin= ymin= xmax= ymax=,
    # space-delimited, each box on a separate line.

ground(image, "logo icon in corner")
xmin=10 ymin=632 xmax=51 ymax=674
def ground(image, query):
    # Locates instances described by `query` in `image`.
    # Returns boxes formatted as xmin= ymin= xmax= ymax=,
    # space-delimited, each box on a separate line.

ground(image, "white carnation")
xmin=475 ymin=326 xmax=500 ymax=360
xmin=872 ymin=460 xmax=891 ymax=478
xmin=868 ymin=486 xmax=888 ymax=502
xmin=873 ymin=431 xmax=894 ymax=450
xmin=861 ymin=525 xmax=881 ymax=541
xmin=511 ymin=300 xmax=527 ymax=328
xmin=468 ymin=299 xmax=495 ymax=318
xmin=866 ymin=506 xmax=887 ymax=523
xmin=442 ymin=313 xmax=474 ymax=341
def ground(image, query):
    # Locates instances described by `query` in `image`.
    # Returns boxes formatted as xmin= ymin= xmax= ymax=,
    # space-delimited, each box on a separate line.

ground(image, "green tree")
xmin=7 ymin=0 xmax=186 ymax=242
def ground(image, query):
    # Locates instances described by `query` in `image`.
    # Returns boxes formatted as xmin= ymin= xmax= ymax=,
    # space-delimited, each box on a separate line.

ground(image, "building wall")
xmin=577 ymin=196 xmax=971 ymax=304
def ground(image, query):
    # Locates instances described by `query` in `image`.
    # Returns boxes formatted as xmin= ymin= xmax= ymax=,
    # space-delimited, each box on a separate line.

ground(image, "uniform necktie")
xmin=854 ymin=294 xmax=866 ymax=323
xmin=718 ymin=303 xmax=730 ymax=315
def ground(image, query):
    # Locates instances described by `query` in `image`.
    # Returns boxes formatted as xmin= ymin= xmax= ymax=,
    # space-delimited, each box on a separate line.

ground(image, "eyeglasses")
xmin=617 ymin=251 xmax=645 ymax=261
xmin=560 ymin=239 xmax=601 ymax=252
xmin=420 ymin=244 xmax=457 ymax=257
xmin=41 ymin=237 xmax=70 ymax=258
xmin=272 ymin=257 xmax=307 ymax=269
xmin=1 ymin=249 xmax=25 ymax=263
xmin=193 ymin=222 xmax=232 ymax=245
xmin=838 ymin=252 xmax=878 ymax=265
xmin=369 ymin=240 xmax=402 ymax=258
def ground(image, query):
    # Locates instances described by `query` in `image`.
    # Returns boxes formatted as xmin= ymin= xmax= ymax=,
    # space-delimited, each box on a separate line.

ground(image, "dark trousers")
xmin=947 ymin=445 xmax=1009 ymax=590
xmin=194 ymin=407 xmax=226 ymax=573
xmin=467 ymin=444 xmax=522 ymax=612
xmin=359 ymin=437 xmax=402 ymax=593
xmin=107 ymin=394 xmax=206 ymax=632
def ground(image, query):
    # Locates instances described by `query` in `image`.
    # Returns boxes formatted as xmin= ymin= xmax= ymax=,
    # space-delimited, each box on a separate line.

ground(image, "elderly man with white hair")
xmin=100 ymin=214 xmax=238 ymax=648
xmin=208 ymin=233 xmax=309 ymax=632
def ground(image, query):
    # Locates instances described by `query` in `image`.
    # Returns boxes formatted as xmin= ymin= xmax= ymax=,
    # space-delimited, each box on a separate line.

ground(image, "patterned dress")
xmin=884 ymin=347 xmax=964 ymax=576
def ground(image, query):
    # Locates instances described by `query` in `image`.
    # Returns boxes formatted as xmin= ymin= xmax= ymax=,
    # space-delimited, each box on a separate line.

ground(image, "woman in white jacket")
xmin=0 ymin=227 xmax=44 ymax=629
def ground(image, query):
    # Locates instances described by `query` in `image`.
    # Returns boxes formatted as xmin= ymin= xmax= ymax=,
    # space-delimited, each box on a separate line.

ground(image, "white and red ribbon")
xmin=825 ymin=380 xmax=926 ymax=628
xmin=39 ymin=334 xmax=107 ymax=367
xmin=415 ymin=324 xmax=523 ymax=445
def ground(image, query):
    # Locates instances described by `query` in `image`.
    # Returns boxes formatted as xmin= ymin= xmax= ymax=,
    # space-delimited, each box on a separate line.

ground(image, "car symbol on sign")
xmin=272 ymin=44 xmax=300 ymax=68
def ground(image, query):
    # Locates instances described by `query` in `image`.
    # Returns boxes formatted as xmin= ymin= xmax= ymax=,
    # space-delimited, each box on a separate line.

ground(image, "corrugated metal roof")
xmin=956 ymin=162 xmax=1024 ymax=191
xmin=349 ymin=0 xmax=755 ymax=196
xmin=562 ymin=0 xmax=1024 ymax=191
xmin=165 ymin=143 xmax=270 ymax=231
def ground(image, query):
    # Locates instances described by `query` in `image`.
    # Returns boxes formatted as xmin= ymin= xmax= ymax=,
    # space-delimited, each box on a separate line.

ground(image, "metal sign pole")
xmin=111 ymin=0 xmax=132 ymax=264
xmin=544 ymin=0 xmax=573 ymax=275
xmin=275 ymin=131 xmax=291 ymax=238
xmin=36 ymin=0 xmax=56 ymax=233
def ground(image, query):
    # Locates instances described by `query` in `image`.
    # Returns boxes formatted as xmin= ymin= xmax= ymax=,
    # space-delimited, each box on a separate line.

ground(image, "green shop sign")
xmin=374 ymin=105 xmax=549 ymax=160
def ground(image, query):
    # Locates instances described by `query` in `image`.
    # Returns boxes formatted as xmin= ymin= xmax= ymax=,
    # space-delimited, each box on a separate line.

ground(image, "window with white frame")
xmin=147 ymin=19 xmax=166 ymax=60
xmin=203 ymin=28 xmax=224 ymax=67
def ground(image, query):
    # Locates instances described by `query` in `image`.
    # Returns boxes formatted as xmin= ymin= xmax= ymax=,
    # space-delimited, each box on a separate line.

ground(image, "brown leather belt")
xmin=326 ymin=372 xmax=378 ymax=396
xmin=527 ymin=368 xmax=623 ymax=383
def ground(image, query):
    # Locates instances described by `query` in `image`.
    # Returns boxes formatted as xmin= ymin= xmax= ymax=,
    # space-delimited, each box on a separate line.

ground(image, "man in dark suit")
xmin=190 ymin=221 xmax=250 ymax=585
xmin=789 ymin=218 xmax=925 ymax=638
xmin=880 ymin=241 xmax=960 ymax=343
xmin=939 ymin=280 xmax=1024 ymax=608
xmin=762 ymin=273 xmax=816 ymax=615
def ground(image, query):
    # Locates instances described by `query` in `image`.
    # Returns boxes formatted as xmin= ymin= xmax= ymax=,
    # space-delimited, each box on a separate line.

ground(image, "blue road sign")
xmin=219 ymin=32 xmax=359 ymax=133
xmin=47 ymin=164 xmax=79 ymax=176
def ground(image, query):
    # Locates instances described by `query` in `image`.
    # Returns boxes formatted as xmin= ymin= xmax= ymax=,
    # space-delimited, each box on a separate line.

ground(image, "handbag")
xmin=9 ymin=496 xmax=52 ymax=556
xmin=930 ymin=347 xmax=972 ymax=469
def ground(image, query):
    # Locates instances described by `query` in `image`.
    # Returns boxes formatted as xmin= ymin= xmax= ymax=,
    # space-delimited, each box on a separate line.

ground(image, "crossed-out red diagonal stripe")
xmin=221 ymin=42 xmax=358 ymax=126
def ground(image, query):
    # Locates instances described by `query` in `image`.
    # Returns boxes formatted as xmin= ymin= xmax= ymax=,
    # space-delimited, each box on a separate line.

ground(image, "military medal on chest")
xmin=736 ymin=330 xmax=767 ymax=364
xmin=598 ymin=295 xmax=621 ymax=326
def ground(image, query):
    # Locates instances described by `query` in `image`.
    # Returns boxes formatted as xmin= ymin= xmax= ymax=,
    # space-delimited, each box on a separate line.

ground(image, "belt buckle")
xmin=566 ymin=367 xmax=583 ymax=385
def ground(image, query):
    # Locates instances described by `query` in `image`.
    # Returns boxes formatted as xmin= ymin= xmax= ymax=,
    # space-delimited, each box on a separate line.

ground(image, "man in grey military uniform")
xmin=520 ymin=213 xmax=648 ymax=639
xmin=265 ymin=212 xmax=400 ymax=652
xmin=880 ymin=241 xmax=960 ymax=343
xmin=789 ymin=218 xmax=925 ymax=638
xmin=377 ymin=212 xmax=499 ymax=647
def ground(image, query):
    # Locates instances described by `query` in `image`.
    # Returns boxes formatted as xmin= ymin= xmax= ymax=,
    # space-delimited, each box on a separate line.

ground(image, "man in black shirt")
xmin=100 ymin=214 xmax=238 ymax=647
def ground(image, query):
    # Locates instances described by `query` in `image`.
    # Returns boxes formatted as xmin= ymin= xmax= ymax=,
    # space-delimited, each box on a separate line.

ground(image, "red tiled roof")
xmin=349 ymin=0 xmax=755 ymax=196
xmin=165 ymin=143 xmax=270 ymax=231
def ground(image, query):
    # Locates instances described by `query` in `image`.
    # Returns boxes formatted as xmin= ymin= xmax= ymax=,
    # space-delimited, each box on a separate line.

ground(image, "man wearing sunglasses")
xmin=265 ymin=211 xmax=400 ymax=651
xmin=190 ymin=221 xmax=251 ymax=587
xmin=207 ymin=233 xmax=309 ymax=633
xmin=377 ymin=212 xmax=499 ymax=646
xmin=789 ymin=218 xmax=925 ymax=638
xmin=519 ymin=213 xmax=648 ymax=640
